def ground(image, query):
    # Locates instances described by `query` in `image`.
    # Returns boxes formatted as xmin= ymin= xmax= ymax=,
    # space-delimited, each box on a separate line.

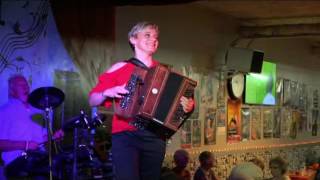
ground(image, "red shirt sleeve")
xmin=89 ymin=72 xmax=117 ymax=108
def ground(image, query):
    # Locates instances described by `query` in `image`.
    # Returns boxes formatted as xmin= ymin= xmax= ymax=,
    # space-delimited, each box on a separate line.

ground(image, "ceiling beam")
xmin=50 ymin=0 xmax=201 ymax=7
xmin=241 ymin=17 xmax=320 ymax=27
xmin=239 ymin=23 xmax=320 ymax=38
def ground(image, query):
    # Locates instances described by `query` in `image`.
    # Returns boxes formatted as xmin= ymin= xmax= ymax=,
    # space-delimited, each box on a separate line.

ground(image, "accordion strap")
xmin=125 ymin=57 xmax=149 ymax=70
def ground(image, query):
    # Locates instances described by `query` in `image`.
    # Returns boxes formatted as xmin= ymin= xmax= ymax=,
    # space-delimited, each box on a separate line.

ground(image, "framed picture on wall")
xmin=192 ymin=119 xmax=201 ymax=147
xmin=181 ymin=66 xmax=200 ymax=119
xmin=281 ymin=108 xmax=292 ymax=138
xmin=273 ymin=108 xmax=281 ymax=138
xmin=312 ymin=109 xmax=319 ymax=136
xmin=293 ymin=110 xmax=303 ymax=133
xmin=200 ymin=74 xmax=216 ymax=106
xmin=290 ymin=111 xmax=300 ymax=139
xmin=283 ymin=79 xmax=291 ymax=106
xmin=300 ymin=112 xmax=308 ymax=133
xmin=290 ymin=110 xmax=298 ymax=139
xmin=250 ymin=108 xmax=261 ymax=140
xmin=307 ymin=109 xmax=313 ymax=132
xmin=241 ymin=107 xmax=250 ymax=141
xmin=217 ymin=107 xmax=226 ymax=127
xmin=227 ymin=99 xmax=242 ymax=143
xmin=298 ymin=84 xmax=307 ymax=112
xmin=217 ymin=70 xmax=226 ymax=108
xmin=313 ymin=89 xmax=319 ymax=109
xmin=204 ymin=108 xmax=216 ymax=145
xmin=276 ymin=78 xmax=283 ymax=106
xmin=290 ymin=81 xmax=299 ymax=108
xmin=180 ymin=119 xmax=192 ymax=148
xmin=263 ymin=108 xmax=274 ymax=139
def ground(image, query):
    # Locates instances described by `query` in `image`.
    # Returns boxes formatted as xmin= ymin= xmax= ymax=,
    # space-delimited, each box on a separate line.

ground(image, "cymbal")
xmin=28 ymin=86 xmax=65 ymax=110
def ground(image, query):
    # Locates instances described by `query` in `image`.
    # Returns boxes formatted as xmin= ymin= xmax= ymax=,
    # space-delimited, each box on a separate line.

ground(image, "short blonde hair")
xmin=128 ymin=21 xmax=159 ymax=50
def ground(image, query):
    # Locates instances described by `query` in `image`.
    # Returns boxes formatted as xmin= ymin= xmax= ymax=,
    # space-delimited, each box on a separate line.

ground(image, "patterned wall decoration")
xmin=0 ymin=0 xmax=76 ymax=106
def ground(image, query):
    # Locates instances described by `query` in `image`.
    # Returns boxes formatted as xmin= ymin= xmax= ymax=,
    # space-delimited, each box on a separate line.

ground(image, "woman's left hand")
xmin=180 ymin=96 xmax=194 ymax=113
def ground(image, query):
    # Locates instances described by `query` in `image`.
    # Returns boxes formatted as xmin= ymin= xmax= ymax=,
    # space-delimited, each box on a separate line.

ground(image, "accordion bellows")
xmin=115 ymin=64 xmax=197 ymax=138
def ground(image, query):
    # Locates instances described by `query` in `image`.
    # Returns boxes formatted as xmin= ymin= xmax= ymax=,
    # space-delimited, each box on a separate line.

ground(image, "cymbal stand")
xmin=44 ymin=106 xmax=53 ymax=180
xmin=71 ymin=110 xmax=92 ymax=180
xmin=72 ymin=127 xmax=78 ymax=180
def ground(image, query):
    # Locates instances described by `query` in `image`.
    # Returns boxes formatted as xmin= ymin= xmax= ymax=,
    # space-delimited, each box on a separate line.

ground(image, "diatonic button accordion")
xmin=115 ymin=64 xmax=197 ymax=138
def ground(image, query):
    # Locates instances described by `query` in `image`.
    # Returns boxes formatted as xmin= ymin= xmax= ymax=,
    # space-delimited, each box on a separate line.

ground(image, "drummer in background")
xmin=0 ymin=74 xmax=64 ymax=179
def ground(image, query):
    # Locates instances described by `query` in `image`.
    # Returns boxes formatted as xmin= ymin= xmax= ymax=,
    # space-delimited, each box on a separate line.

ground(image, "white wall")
xmin=115 ymin=4 xmax=238 ymax=71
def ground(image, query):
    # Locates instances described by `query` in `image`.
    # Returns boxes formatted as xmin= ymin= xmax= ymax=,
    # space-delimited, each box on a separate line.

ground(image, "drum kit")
xmin=25 ymin=86 xmax=111 ymax=180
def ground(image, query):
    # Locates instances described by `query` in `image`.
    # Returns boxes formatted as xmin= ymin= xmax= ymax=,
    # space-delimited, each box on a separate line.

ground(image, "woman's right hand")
xmin=102 ymin=84 xmax=129 ymax=99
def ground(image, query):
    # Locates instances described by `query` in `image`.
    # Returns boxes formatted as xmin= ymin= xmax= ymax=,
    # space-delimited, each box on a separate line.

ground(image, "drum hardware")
xmin=91 ymin=112 xmax=106 ymax=128
xmin=69 ymin=110 xmax=89 ymax=180
xmin=93 ymin=140 xmax=111 ymax=162
xmin=27 ymin=87 xmax=109 ymax=179
xmin=28 ymin=86 xmax=65 ymax=180
xmin=72 ymin=125 xmax=78 ymax=180
xmin=63 ymin=110 xmax=106 ymax=131
xmin=61 ymin=109 xmax=106 ymax=180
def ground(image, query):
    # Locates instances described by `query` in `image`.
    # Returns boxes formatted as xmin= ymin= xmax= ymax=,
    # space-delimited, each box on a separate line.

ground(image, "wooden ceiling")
xmin=195 ymin=1 xmax=320 ymax=19
xmin=52 ymin=0 xmax=320 ymax=24
xmin=194 ymin=1 xmax=320 ymax=69
xmin=190 ymin=1 xmax=320 ymax=39
xmin=51 ymin=0 xmax=320 ymax=39
xmin=106 ymin=0 xmax=320 ymax=38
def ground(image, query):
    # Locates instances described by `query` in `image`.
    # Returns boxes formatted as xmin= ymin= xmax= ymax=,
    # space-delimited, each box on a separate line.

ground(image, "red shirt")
xmin=89 ymin=60 xmax=159 ymax=134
